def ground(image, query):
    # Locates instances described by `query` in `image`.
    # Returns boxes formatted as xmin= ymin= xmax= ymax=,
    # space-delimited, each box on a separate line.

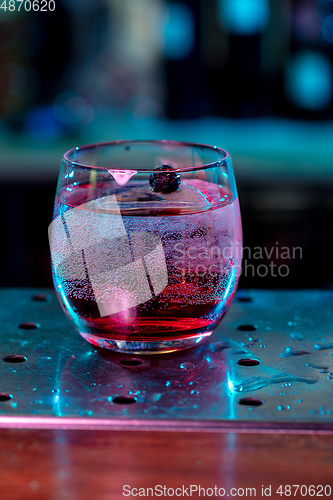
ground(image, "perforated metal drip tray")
xmin=0 ymin=289 xmax=333 ymax=433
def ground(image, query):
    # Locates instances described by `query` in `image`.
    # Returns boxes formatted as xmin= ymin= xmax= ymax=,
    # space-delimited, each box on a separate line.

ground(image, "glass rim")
xmin=63 ymin=140 xmax=230 ymax=173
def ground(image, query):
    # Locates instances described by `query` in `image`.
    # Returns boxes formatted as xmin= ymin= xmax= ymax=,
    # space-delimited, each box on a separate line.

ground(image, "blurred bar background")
xmin=0 ymin=0 xmax=333 ymax=289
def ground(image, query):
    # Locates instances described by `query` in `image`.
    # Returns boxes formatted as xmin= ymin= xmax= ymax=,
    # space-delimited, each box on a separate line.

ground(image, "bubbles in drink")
xmin=49 ymin=178 xmax=242 ymax=345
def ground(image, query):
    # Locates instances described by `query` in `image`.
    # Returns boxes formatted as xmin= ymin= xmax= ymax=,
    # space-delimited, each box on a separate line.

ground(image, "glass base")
xmin=79 ymin=332 xmax=212 ymax=354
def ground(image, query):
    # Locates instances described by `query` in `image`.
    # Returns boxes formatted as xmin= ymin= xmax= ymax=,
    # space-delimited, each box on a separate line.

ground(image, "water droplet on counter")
xmin=277 ymin=405 xmax=291 ymax=410
xmin=180 ymin=362 xmax=194 ymax=370
xmin=279 ymin=347 xmax=310 ymax=357
xmin=234 ymin=373 xmax=318 ymax=393
xmin=290 ymin=332 xmax=304 ymax=340
xmin=305 ymin=363 xmax=329 ymax=370
xmin=314 ymin=342 xmax=333 ymax=351
xmin=166 ymin=380 xmax=180 ymax=388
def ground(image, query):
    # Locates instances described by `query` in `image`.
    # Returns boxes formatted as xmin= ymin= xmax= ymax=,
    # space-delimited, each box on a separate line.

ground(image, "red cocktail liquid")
xmin=50 ymin=179 xmax=242 ymax=348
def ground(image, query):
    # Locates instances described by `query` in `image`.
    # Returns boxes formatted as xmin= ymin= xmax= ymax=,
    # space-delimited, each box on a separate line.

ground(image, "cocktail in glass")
xmin=49 ymin=141 xmax=242 ymax=353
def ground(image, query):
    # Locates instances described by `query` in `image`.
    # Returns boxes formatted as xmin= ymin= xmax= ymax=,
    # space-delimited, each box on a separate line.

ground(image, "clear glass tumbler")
xmin=49 ymin=140 xmax=242 ymax=354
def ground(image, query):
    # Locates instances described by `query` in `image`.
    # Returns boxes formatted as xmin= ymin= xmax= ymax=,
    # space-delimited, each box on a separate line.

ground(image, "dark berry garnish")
xmin=149 ymin=165 xmax=181 ymax=194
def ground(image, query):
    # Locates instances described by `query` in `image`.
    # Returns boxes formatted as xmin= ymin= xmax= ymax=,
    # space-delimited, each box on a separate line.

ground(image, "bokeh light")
xmin=322 ymin=13 xmax=333 ymax=44
xmin=218 ymin=0 xmax=270 ymax=35
xmin=163 ymin=2 xmax=195 ymax=59
xmin=285 ymin=51 xmax=332 ymax=110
